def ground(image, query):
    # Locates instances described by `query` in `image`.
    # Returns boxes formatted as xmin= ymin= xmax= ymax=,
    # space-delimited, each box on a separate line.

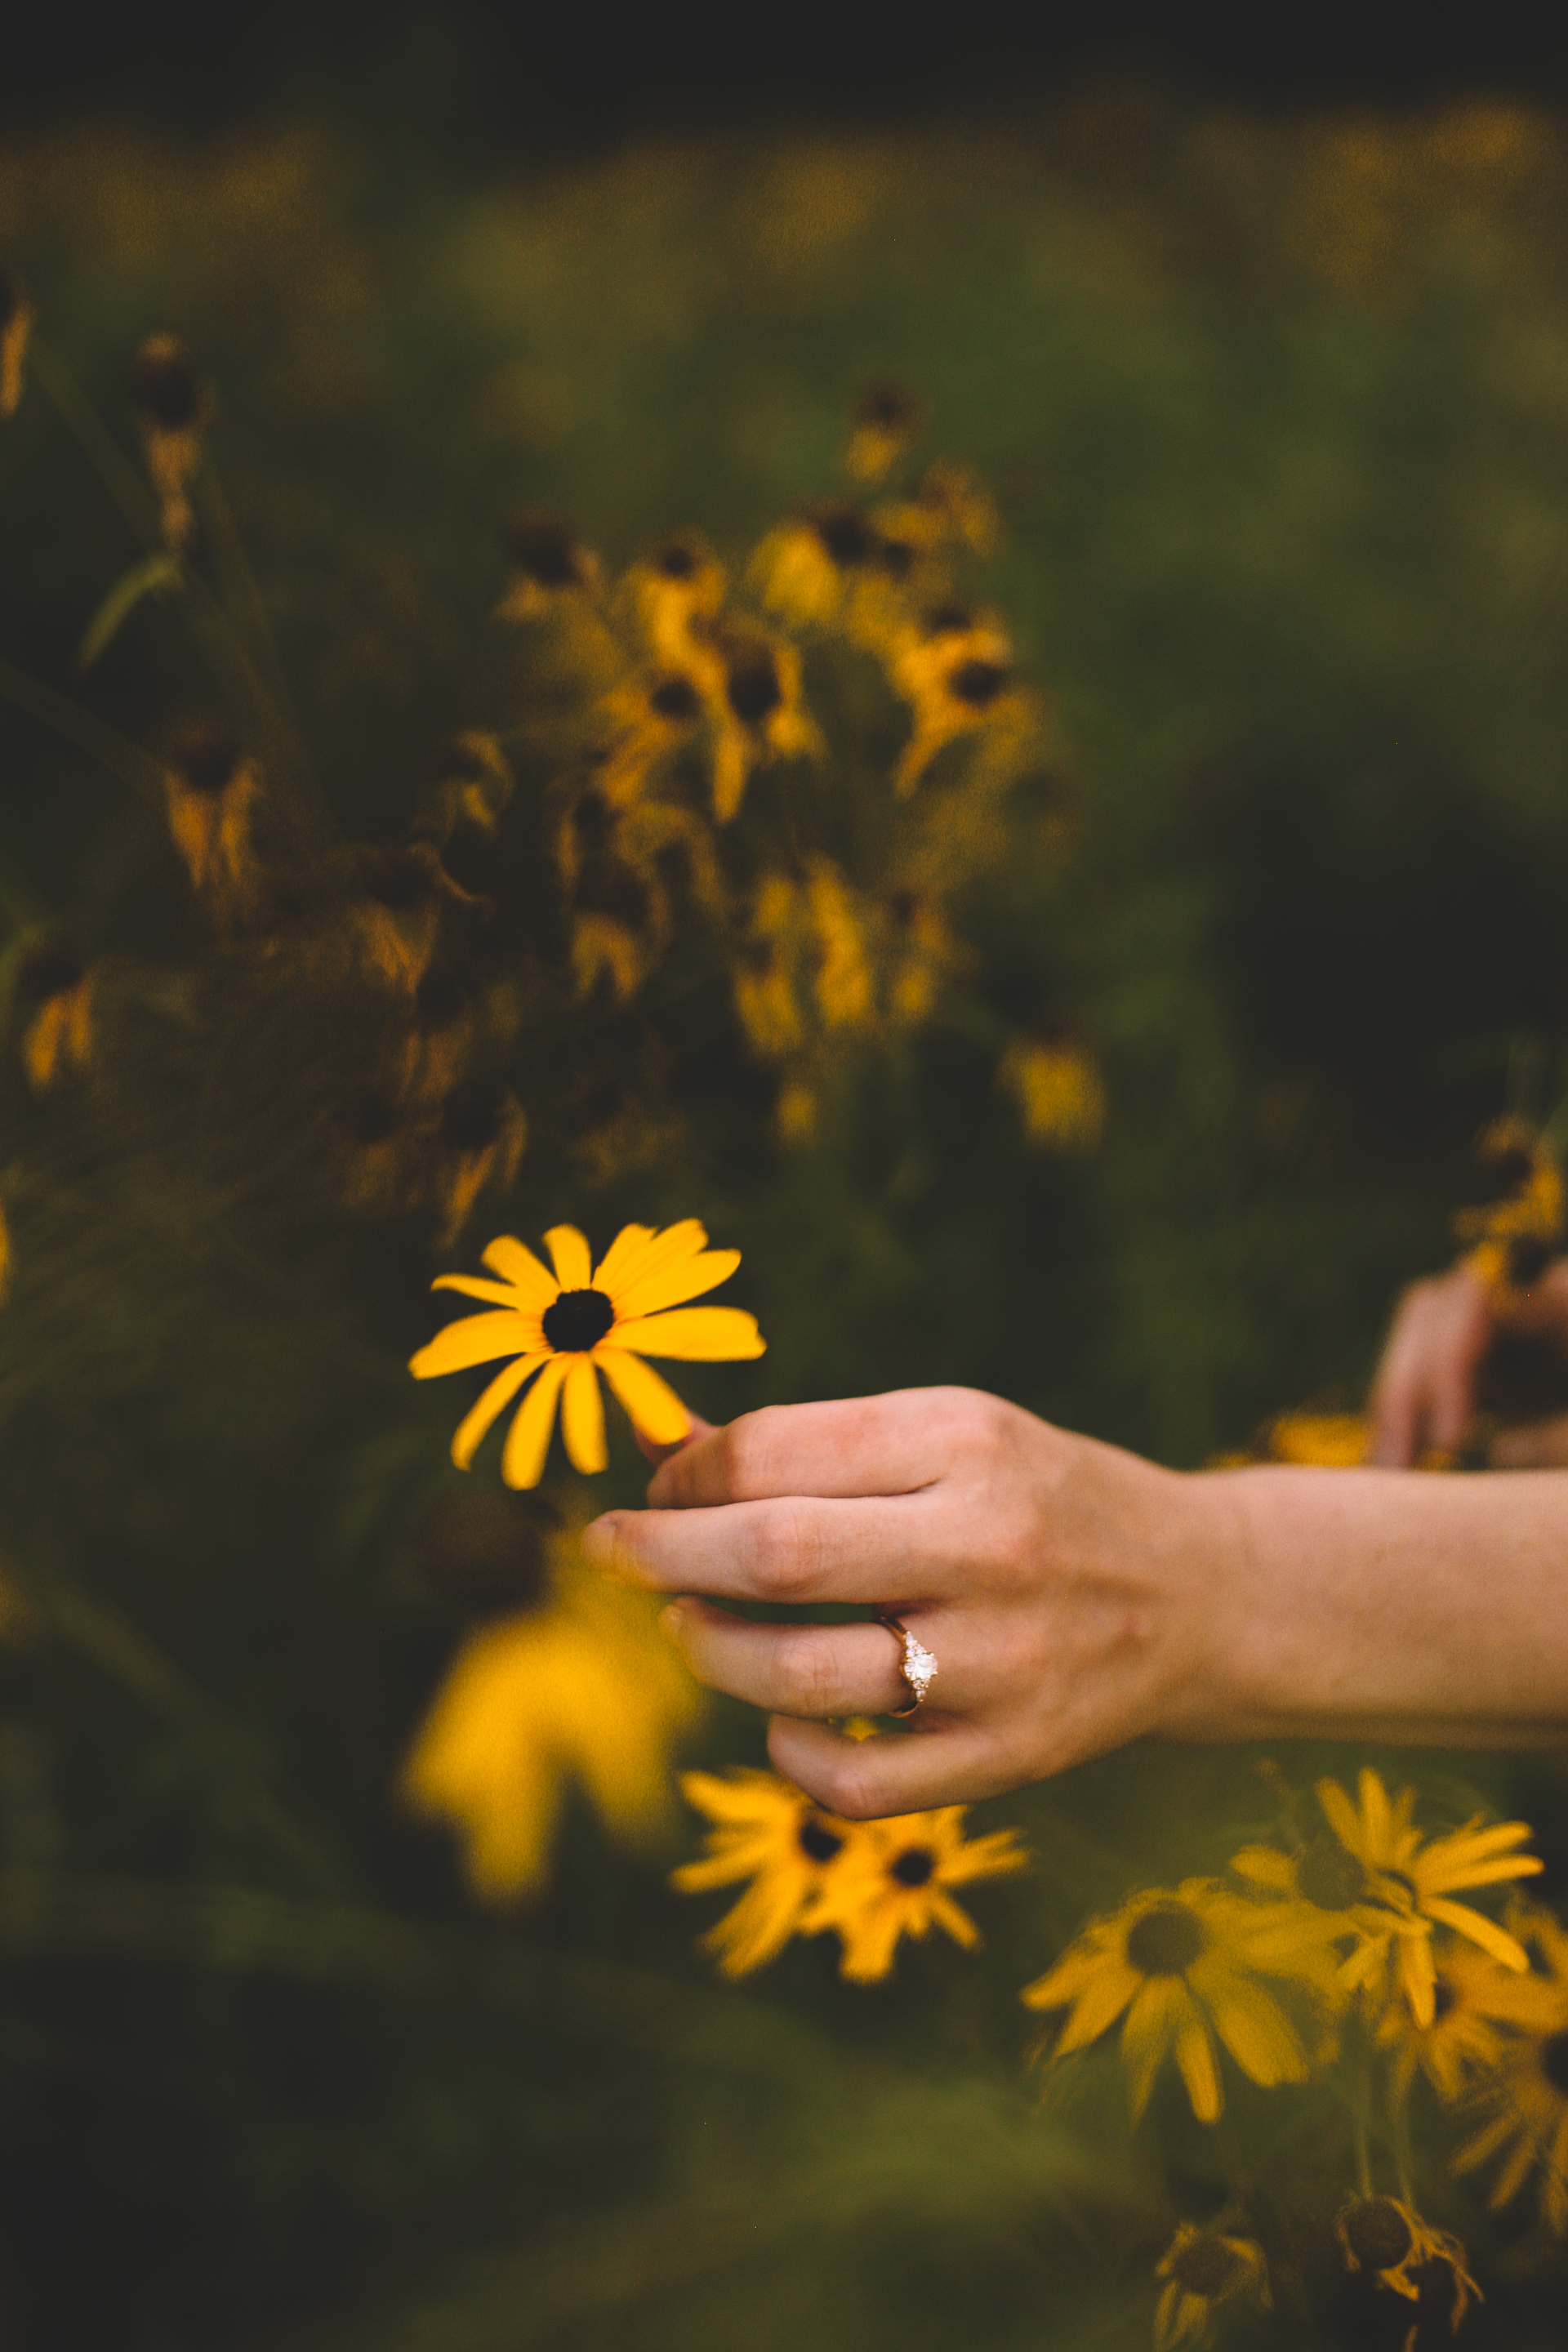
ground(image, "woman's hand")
xmin=582 ymin=1388 xmax=1230 ymax=1818
xmin=1368 ymin=1258 xmax=1568 ymax=1468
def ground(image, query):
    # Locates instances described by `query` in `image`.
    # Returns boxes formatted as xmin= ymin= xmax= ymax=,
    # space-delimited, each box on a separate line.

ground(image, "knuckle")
xmin=744 ymin=1501 xmax=817 ymax=1600
xmin=775 ymin=1627 xmax=843 ymax=1714
xmin=722 ymin=1406 xmax=785 ymax=1499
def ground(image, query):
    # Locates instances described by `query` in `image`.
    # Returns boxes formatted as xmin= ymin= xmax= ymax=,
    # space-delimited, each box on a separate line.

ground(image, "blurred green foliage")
xmin=4 ymin=87 xmax=1568 ymax=2351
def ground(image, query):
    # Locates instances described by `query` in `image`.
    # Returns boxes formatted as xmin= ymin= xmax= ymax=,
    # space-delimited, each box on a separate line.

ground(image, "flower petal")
xmin=545 ymin=1225 xmax=594 ymax=1291
xmin=612 ymin=1249 xmax=742 ymax=1321
xmin=1121 ymin=1976 xmax=1183 ymax=2123
xmin=594 ymin=1220 xmax=706 ymax=1298
xmin=613 ymin=1306 xmax=765 ymax=1361
xmin=480 ymin=1234 xmax=559 ymax=1305
xmin=431 ymin=1272 xmax=541 ymax=1309
xmin=1316 ymin=1777 xmax=1365 ymax=1857
xmin=1174 ymin=2010 xmax=1223 ymax=2123
xmin=1204 ymin=1972 xmax=1307 ymax=2087
xmin=595 ymin=1348 xmax=693 ymax=1445
xmin=1425 ymin=1897 xmax=1530 ymax=1972
xmin=501 ymin=1354 xmax=570 ymax=1488
xmin=452 ymin=1352 xmax=550 ymax=1470
xmin=1053 ymin=1955 xmax=1141 ymax=2053
xmin=561 ymin=1356 xmax=608 ymax=1475
xmin=410 ymin=1309 xmax=536 ymax=1378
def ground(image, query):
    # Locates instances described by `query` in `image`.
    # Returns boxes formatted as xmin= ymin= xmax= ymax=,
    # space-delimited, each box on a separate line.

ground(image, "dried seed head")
xmin=128 ymin=335 xmax=206 ymax=432
xmin=170 ymin=727 xmax=242 ymax=796
xmin=15 ymin=937 xmax=87 ymax=1004
xmin=501 ymin=510 xmax=584 ymax=586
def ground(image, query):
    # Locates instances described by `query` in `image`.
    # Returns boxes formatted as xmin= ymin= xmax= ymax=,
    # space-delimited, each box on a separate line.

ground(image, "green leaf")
xmin=74 ymin=550 xmax=184 ymax=671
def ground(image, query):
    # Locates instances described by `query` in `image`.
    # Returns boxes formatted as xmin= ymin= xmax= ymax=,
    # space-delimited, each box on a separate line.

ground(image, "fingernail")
xmin=658 ymin=1601 xmax=687 ymax=1642
xmin=580 ymin=1515 xmax=617 ymax=1568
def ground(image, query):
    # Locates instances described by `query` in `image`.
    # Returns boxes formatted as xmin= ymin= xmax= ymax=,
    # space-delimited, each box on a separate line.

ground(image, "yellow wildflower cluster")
xmin=671 ymin=1768 xmax=1027 ymax=1984
xmin=1453 ymin=1116 xmax=1565 ymax=1300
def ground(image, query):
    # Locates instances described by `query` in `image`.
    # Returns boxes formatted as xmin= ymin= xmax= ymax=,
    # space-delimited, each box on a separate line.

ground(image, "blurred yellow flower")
xmin=803 ymin=1805 xmax=1028 ymax=1984
xmin=1022 ymin=1878 xmax=1325 ymax=2124
xmin=844 ymin=384 xmax=922 ymax=484
xmin=1266 ymin=1411 xmax=1370 ymax=1467
xmin=1453 ymin=1908 xmax=1568 ymax=2230
xmin=1454 ymin=1116 xmax=1565 ymax=1296
xmin=403 ymin=1524 xmax=702 ymax=1901
xmin=1 ymin=267 xmax=34 ymax=421
xmin=163 ymin=731 xmax=266 ymax=935
xmin=1334 ymin=2195 xmax=1480 ymax=2321
xmin=704 ymin=626 xmax=822 ymax=824
xmin=412 ymin=731 xmax=515 ymax=848
xmin=1153 ymin=2224 xmax=1269 ymax=2351
xmin=806 ymin=858 xmax=875 ymax=1031
xmin=495 ymin=510 xmax=602 ymax=620
xmin=1374 ymin=1935 xmax=1547 ymax=2105
xmin=998 ymin=1036 xmax=1105 ymax=1149
xmin=671 ymin=1768 xmax=871 ymax=1978
xmin=409 ymin=1218 xmax=764 ymax=1488
xmin=884 ymin=603 xmax=1021 ymax=796
xmin=14 ymin=938 xmax=95 ymax=1094
xmin=128 ymin=333 xmax=210 ymax=550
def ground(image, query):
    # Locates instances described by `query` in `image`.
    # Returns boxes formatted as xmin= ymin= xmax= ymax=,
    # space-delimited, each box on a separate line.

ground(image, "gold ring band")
xmin=878 ymin=1612 xmax=938 ymax=1717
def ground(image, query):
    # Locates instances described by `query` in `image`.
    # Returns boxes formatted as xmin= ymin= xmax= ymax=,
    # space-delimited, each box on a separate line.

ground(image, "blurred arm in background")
xmin=584 ymin=1384 xmax=1568 ymax=1819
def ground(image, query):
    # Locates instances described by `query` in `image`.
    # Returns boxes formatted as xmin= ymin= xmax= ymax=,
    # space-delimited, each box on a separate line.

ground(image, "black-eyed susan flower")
xmin=1334 ymin=2196 xmax=1481 ymax=2323
xmin=1022 ymin=1878 xmax=1328 ymax=2124
xmin=671 ymin=1768 xmax=871 ymax=1978
xmin=802 ymin=1806 xmax=1028 ymax=1984
xmin=594 ymin=670 xmax=704 ymax=807
xmin=163 ymin=728 xmax=266 ymax=933
xmin=1454 ymin=1116 xmax=1565 ymax=1298
xmin=128 ymin=334 xmax=211 ymax=550
xmin=882 ymin=886 xmax=961 ymax=1026
xmin=1265 ymin=1411 xmax=1371 ymax=1466
xmin=844 ymin=383 xmax=923 ymax=485
xmin=705 ymin=625 xmax=822 ymax=824
xmin=805 ymin=858 xmax=875 ymax=1032
xmin=403 ymin=1506 xmax=702 ymax=1900
xmin=13 ymin=937 xmax=95 ymax=1093
xmin=1 ymin=266 xmax=34 ymax=421
xmin=412 ymin=732 xmax=515 ymax=849
xmin=996 ymin=1034 xmax=1106 ymax=1150
xmin=621 ymin=534 xmax=728 ymax=674
xmin=433 ymin=1080 xmax=527 ymax=1249
xmin=496 ymin=509 xmax=601 ymax=620
xmin=734 ymin=875 xmax=808 ymax=1058
xmin=349 ymin=843 xmax=487 ymax=992
xmin=1308 ymin=1769 xmax=1539 ymax=2025
xmin=1451 ymin=1907 xmax=1568 ymax=2230
xmin=1374 ymin=1935 xmax=1548 ymax=2106
xmin=884 ymin=604 xmax=1021 ymax=796
xmin=748 ymin=501 xmax=893 ymax=633
xmin=1152 ymin=2223 xmax=1270 ymax=2351
xmin=409 ymin=1218 xmax=764 ymax=1488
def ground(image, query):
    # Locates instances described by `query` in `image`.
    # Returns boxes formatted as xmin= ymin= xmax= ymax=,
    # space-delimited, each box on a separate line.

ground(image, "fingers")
xmin=1367 ymin=1268 xmax=1491 ymax=1468
xmin=1490 ymin=1414 xmax=1568 ymax=1468
xmin=766 ymin=1713 xmax=1013 ymax=1818
xmin=644 ymin=1388 xmax=980 ymax=1508
xmin=662 ymin=1599 xmax=934 ymax=1717
xmin=583 ymin=1489 xmax=948 ymax=1604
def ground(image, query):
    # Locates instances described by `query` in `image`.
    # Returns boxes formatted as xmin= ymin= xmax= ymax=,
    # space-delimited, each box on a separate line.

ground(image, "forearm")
xmin=1180 ymin=1463 xmax=1568 ymax=1748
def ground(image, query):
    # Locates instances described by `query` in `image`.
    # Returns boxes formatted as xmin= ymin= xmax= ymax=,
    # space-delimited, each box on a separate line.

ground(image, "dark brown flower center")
xmin=649 ymin=673 xmax=700 ymax=722
xmin=810 ymin=503 xmax=877 ymax=567
xmin=128 ymin=336 xmax=203 ymax=430
xmin=922 ymin=601 xmax=974 ymax=638
xmin=851 ymin=383 xmax=918 ymax=434
xmin=725 ymin=650 xmax=782 ymax=724
xmin=889 ymin=1846 xmax=935 ymax=1888
xmin=798 ymin=1817 xmax=844 ymax=1865
xmin=441 ymin=1080 xmax=515 ymax=1155
xmin=502 ymin=511 xmax=580 ymax=585
xmin=1170 ymin=2235 xmax=1245 ymax=2297
xmin=649 ymin=538 xmax=699 ymax=579
xmin=542 ymin=1288 xmax=615 ymax=1352
xmin=1540 ymin=2030 xmax=1568 ymax=2095
xmin=947 ymin=658 xmax=1008 ymax=709
xmin=1342 ymin=2198 xmax=1412 ymax=2271
xmin=1296 ymin=1836 xmax=1370 ymax=1910
xmin=1431 ymin=1976 xmax=1459 ymax=2025
xmin=1125 ymin=1903 xmax=1205 ymax=1976
xmin=172 ymin=728 xmax=241 ymax=796
xmin=1507 ymin=1235 xmax=1553 ymax=1288
xmin=16 ymin=938 xmax=87 ymax=1004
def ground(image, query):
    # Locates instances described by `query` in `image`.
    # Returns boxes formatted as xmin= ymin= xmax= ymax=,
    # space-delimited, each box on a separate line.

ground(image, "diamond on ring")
xmin=878 ymin=1612 xmax=938 ymax=1716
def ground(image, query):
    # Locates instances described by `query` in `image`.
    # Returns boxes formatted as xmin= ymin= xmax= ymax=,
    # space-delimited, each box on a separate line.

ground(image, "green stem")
xmin=29 ymin=336 xmax=160 ymax=548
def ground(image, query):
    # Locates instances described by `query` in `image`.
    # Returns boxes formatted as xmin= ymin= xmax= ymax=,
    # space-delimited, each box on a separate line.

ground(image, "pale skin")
xmin=581 ymin=1262 xmax=1568 ymax=1820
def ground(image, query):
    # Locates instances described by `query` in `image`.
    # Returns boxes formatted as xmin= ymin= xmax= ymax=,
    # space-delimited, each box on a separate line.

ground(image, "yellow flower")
xmin=13 ymin=938 xmax=95 ymax=1094
xmin=1306 ymin=1769 xmax=1539 ymax=2025
xmin=1022 ymin=1879 xmax=1324 ymax=2124
xmin=163 ymin=730 xmax=267 ymax=934
xmin=734 ymin=875 xmax=808 ymax=1058
xmin=805 ymin=858 xmax=875 ymax=1031
xmin=1452 ymin=1908 xmax=1568 ymax=2230
xmin=884 ymin=603 xmax=1022 ymax=796
xmin=844 ymin=383 xmax=923 ymax=484
xmin=1334 ymin=2195 xmax=1481 ymax=2322
xmin=128 ymin=334 xmax=211 ymax=550
xmin=1152 ymin=2224 xmax=1270 ymax=2351
xmin=703 ymin=626 xmax=822 ymax=824
xmin=403 ymin=1512 xmax=702 ymax=1900
xmin=882 ymin=887 xmax=961 ymax=1025
xmin=621 ymin=534 xmax=728 ymax=673
xmin=1374 ymin=1934 xmax=1548 ymax=2105
xmin=804 ymin=1806 xmax=1028 ymax=1984
xmin=670 ymin=1768 xmax=871 ymax=1978
xmin=747 ymin=501 xmax=912 ymax=635
xmin=593 ymin=671 xmax=705 ymax=807
xmin=412 ymin=731 xmax=515 ymax=848
xmin=1 ymin=266 xmax=35 ymax=421
xmin=495 ymin=510 xmax=602 ymax=620
xmin=433 ymin=1080 xmax=528 ymax=1250
xmin=1267 ymin=1410 xmax=1370 ymax=1466
xmin=348 ymin=842 xmax=485 ymax=992
xmin=1454 ymin=1116 xmax=1565 ymax=1297
xmin=997 ymin=1036 xmax=1106 ymax=1149
xmin=409 ymin=1218 xmax=765 ymax=1488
